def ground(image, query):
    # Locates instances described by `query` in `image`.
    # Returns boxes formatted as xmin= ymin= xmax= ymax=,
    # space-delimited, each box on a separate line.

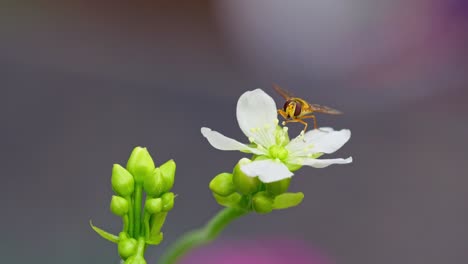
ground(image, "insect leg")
xmin=283 ymin=118 xmax=308 ymax=133
xmin=301 ymin=115 xmax=317 ymax=129
xmin=277 ymin=109 xmax=288 ymax=119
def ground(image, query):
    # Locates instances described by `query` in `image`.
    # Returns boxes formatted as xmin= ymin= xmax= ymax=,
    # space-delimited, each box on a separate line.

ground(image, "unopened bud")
xmin=110 ymin=195 xmax=129 ymax=216
xmin=213 ymin=192 xmax=242 ymax=209
xmin=233 ymin=158 xmax=261 ymax=195
xmin=145 ymin=198 xmax=163 ymax=214
xmin=266 ymin=178 xmax=291 ymax=195
xmin=209 ymin=173 xmax=236 ymax=196
xmin=126 ymin=147 xmax=155 ymax=184
xmin=118 ymin=237 xmax=137 ymax=259
xmin=159 ymin=159 xmax=176 ymax=192
xmin=143 ymin=168 xmax=164 ymax=197
xmin=252 ymin=191 xmax=273 ymax=214
xmin=112 ymin=164 xmax=135 ymax=197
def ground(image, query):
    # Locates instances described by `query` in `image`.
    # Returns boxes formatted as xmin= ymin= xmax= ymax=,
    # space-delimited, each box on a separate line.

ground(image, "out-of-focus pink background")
xmin=1 ymin=1 xmax=468 ymax=264
xmin=181 ymin=239 xmax=331 ymax=264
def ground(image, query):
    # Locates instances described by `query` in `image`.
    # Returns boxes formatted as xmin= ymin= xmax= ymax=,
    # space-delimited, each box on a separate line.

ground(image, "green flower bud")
xmin=233 ymin=158 xmax=261 ymax=195
xmin=252 ymin=191 xmax=274 ymax=214
xmin=124 ymin=255 xmax=147 ymax=264
xmin=213 ymin=192 xmax=243 ymax=209
xmin=126 ymin=147 xmax=155 ymax=184
xmin=143 ymin=168 xmax=164 ymax=197
xmin=209 ymin=173 xmax=236 ymax=196
xmin=118 ymin=238 xmax=137 ymax=259
xmin=161 ymin=192 xmax=175 ymax=212
xmin=110 ymin=195 xmax=129 ymax=216
xmin=266 ymin=178 xmax=291 ymax=195
xmin=112 ymin=164 xmax=135 ymax=197
xmin=159 ymin=159 xmax=176 ymax=191
xmin=273 ymin=192 xmax=304 ymax=210
xmin=145 ymin=198 xmax=163 ymax=214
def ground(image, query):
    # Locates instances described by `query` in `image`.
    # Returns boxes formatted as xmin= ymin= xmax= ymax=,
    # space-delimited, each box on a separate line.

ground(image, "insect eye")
xmin=283 ymin=100 xmax=291 ymax=111
xmin=294 ymin=101 xmax=302 ymax=116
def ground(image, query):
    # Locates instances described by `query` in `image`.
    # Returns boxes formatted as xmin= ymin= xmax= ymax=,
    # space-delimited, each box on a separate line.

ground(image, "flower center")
xmin=274 ymin=126 xmax=290 ymax=146
xmin=268 ymin=145 xmax=289 ymax=160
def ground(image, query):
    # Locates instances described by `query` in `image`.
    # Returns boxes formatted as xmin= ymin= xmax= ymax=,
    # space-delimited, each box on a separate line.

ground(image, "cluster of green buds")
xmin=209 ymin=157 xmax=304 ymax=214
xmin=91 ymin=147 xmax=176 ymax=264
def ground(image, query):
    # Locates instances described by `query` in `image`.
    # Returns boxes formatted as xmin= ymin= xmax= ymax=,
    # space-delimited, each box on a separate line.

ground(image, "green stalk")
xmin=126 ymin=196 xmax=134 ymax=237
xmin=143 ymin=211 xmax=151 ymax=240
xmin=134 ymin=184 xmax=143 ymax=237
xmin=123 ymin=214 xmax=129 ymax=234
xmin=158 ymin=207 xmax=248 ymax=264
xmin=136 ymin=237 xmax=146 ymax=257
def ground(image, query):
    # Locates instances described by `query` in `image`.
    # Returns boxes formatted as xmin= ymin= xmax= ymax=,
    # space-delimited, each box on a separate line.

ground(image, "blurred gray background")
xmin=1 ymin=1 xmax=468 ymax=263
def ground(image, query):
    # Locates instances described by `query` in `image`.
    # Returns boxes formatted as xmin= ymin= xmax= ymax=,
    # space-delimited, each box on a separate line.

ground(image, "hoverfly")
xmin=272 ymin=83 xmax=342 ymax=132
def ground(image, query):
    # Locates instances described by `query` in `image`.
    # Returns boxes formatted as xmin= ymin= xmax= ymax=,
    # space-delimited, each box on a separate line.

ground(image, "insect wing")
xmin=309 ymin=103 xmax=342 ymax=115
xmin=272 ymin=83 xmax=294 ymax=100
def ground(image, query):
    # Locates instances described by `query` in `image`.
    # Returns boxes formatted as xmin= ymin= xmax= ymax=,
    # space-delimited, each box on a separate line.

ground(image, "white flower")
xmin=201 ymin=89 xmax=352 ymax=183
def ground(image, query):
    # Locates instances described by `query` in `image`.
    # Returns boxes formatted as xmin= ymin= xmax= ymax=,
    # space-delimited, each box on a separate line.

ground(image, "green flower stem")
xmin=136 ymin=237 xmax=146 ymax=258
xmin=143 ymin=211 xmax=151 ymax=240
xmin=134 ymin=184 xmax=143 ymax=237
xmin=126 ymin=196 xmax=134 ymax=237
xmin=158 ymin=207 xmax=248 ymax=264
xmin=123 ymin=214 xmax=129 ymax=233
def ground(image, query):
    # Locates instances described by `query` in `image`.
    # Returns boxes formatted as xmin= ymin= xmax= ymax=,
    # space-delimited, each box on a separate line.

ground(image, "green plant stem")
xmin=126 ymin=196 xmax=134 ymax=237
xmin=134 ymin=184 xmax=143 ymax=237
xmin=143 ymin=211 xmax=151 ymax=240
xmin=123 ymin=215 xmax=129 ymax=233
xmin=136 ymin=237 xmax=146 ymax=257
xmin=158 ymin=207 xmax=248 ymax=264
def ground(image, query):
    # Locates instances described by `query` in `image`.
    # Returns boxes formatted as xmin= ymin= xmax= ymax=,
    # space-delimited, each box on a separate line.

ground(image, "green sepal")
xmin=265 ymin=178 xmax=291 ymax=195
xmin=89 ymin=220 xmax=119 ymax=243
xmin=209 ymin=172 xmax=236 ymax=196
xmin=146 ymin=232 xmax=164 ymax=245
xmin=149 ymin=212 xmax=168 ymax=242
xmin=272 ymin=192 xmax=304 ymax=209
xmin=213 ymin=192 xmax=243 ymax=209
xmin=285 ymin=162 xmax=302 ymax=172
xmin=252 ymin=191 xmax=274 ymax=214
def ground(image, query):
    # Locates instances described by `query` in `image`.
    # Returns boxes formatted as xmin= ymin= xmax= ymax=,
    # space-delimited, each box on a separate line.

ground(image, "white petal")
xmin=287 ymin=127 xmax=351 ymax=155
xmin=299 ymin=157 xmax=353 ymax=168
xmin=201 ymin=127 xmax=266 ymax=155
xmin=241 ymin=159 xmax=293 ymax=183
xmin=236 ymin=89 xmax=277 ymax=147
